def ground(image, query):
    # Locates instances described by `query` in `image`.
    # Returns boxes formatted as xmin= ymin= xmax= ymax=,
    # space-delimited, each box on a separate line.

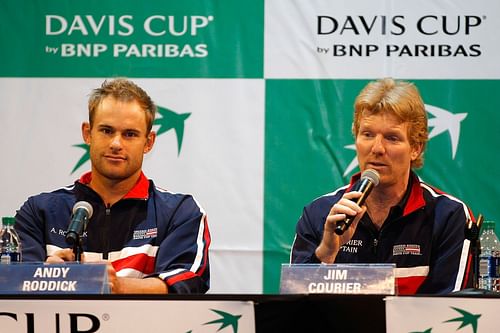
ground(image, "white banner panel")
xmin=386 ymin=296 xmax=500 ymax=332
xmin=0 ymin=78 xmax=264 ymax=294
xmin=0 ymin=299 xmax=255 ymax=333
xmin=265 ymin=0 xmax=500 ymax=79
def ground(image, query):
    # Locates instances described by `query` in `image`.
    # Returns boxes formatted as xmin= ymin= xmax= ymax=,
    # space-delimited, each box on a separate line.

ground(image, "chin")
xmin=101 ymin=169 xmax=131 ymax=180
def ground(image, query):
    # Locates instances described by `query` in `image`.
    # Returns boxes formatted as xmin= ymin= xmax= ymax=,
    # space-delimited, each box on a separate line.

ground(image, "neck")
xmin=89 ymin=171 xmax=141 ymax=206
xmin=368 ymin=184 xmax=406 ymax=208
xmin=365 ymin=175 xmax=409 ymax=229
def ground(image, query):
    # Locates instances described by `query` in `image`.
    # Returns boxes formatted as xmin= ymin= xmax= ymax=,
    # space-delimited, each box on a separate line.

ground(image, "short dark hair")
xmin=88 ymin=78 xmax=156 ymax=133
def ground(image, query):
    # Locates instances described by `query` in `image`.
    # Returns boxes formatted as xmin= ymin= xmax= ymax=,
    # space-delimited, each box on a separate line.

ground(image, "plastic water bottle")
xmin=479 ymin=220 xmax=500 ymax=291
xmin=0 ymin=216 xmax=22 ymax=264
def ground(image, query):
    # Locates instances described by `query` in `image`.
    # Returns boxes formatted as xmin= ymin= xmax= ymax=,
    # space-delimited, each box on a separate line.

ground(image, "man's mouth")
xmin=366 ymin=162 xmax=387 ymax=168
xmin=104 ymin=155 xmax=126 ymax=162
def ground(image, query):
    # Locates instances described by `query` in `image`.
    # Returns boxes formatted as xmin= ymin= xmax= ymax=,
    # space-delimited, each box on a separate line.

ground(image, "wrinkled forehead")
xmin=359 ymin=112 xmax=409 ymax=131
xmin=360 ymin=106 xmax=405 ymax=123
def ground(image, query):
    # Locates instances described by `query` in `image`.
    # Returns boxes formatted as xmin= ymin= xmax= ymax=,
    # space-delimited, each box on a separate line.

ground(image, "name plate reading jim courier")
xmin=280 ymin=263 xmax=396 ymax=295
xmin=0 ymin=263 xmax=109 ymax=294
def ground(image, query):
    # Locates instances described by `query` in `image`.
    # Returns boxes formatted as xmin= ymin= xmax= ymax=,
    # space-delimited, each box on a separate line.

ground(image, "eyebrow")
xmin=96 ymin=124 xmax=143 ymax=134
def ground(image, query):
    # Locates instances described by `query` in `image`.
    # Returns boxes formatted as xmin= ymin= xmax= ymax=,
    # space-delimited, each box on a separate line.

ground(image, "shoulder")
xmin=22 ymin=184 xmax=76 ymax=209
xmin=300 ymin=185 xmax=348 ymax=223
xmin=418 ymin=180 xmax=472 ymax=220
xmin=149 ymin=181 xmax=206 ymax=214
xmin=17 ymin=184 xmax=77 ymax=226
xmin=305 ymin=185 xmax=348 ymax=211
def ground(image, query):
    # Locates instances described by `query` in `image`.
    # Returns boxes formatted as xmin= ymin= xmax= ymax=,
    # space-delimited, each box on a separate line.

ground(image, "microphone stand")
xmin=66 ymin=214 xmax=89 ymax=264
xmin=72 ymin=235 xmax=84 ymax=264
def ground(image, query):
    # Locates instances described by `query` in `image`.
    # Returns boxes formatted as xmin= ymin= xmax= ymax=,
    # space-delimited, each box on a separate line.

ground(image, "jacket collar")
xmin=347 ymin=170 xmax=425 ymax=217
xmin=78 ymin=171 xmax=150 ymax=200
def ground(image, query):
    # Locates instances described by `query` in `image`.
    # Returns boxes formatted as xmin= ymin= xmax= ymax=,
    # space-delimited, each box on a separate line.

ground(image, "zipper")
xmin=103 ymin=203 xmax=111 ymax=260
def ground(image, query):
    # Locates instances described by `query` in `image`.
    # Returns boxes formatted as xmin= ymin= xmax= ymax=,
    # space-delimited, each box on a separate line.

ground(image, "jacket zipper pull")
xmin=373 ymin=238 xmax=379 ymax=255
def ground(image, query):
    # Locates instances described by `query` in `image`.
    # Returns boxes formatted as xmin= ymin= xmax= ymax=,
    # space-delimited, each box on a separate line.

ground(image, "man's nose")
xmin=110 ymin=134 xmax=122 ymax=149
xmin=371 ymin=135 xmax=385 ymax=154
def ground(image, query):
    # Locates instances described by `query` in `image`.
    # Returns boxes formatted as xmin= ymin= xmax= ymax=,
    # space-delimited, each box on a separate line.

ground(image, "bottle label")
xmin=479 ymin=256 xmax=500 ymax=277
xmin=0 ymin=252 xmax=20 ymax=264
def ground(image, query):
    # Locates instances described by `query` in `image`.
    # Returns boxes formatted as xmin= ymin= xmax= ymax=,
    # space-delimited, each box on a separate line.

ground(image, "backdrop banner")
xmin=1 ymin=0 xmax=499 ymax=293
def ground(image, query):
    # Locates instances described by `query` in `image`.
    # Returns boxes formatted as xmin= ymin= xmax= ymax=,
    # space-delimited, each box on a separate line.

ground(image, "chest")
xmin=336 ymin=214 xmax=434 ymax=266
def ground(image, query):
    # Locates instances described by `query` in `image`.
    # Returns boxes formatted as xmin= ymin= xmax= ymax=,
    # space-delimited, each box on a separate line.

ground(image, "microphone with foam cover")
xmin=65 ymin=201 xmax=93 ymax=245
xmin=334 ymin=169 xmax=380 ymax=235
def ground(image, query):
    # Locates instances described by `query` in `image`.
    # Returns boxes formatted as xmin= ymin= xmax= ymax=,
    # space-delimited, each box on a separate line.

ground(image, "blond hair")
xmin=352 ymin=78 xmax=428 ymax=168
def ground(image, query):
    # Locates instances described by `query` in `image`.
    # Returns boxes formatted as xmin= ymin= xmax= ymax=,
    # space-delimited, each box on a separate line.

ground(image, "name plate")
xmin=0 ymin=263 xmax=109 ymax=294
xmin=280 ymin=263 xmax=396 ymax=295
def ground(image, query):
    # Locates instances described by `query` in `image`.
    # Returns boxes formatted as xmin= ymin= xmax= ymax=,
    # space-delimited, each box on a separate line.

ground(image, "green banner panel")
xmin=263 ymin=79 xmax=500 ymax=293
xmin=0 ymin=0 xmax=263 ymax=78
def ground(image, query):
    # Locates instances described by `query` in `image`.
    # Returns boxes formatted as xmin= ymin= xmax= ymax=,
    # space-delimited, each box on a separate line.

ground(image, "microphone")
xmin=334 ymin=169 xmax=380 ymax=235
xmin=65 ymin=201 xmax=93 ymax=245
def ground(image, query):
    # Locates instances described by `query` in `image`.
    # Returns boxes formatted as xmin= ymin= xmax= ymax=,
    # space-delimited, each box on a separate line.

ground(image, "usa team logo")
xmin=393 ymin=244 xmax=421 ymax=256
xmin=133 ymin=228 xmax=158 ymax=240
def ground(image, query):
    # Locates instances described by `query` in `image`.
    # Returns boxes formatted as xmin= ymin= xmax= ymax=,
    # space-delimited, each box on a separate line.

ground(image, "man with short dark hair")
xmin=16 ymin=78 xmax=211 ymax=294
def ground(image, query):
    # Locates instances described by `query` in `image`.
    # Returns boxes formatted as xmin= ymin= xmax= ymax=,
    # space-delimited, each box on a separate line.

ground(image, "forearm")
xmin=112 ymin=277 xmax=168 ymax=294
xmin=315 ymin=230 xmax=340 ymax=264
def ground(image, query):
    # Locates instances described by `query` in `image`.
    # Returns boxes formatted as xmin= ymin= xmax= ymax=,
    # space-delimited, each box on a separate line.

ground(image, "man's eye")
xmin=387 ymin=135 xmax=400 ymax=142
xmin=361 ymin=131 xmax=373 ymax=138
xmin=124 ymin=131 xmax=138 ymax=137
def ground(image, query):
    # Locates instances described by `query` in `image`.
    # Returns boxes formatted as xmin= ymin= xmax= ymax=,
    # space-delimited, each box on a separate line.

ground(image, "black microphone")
xmin=334 ymin=169 xmax=380 ymax=235
xmin=65 ymin=201 xmax=93 ymax=245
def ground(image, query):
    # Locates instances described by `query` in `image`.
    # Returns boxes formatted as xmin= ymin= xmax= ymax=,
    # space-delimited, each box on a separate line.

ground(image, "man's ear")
xmin=411 ymin=143 xmax=423 ymax=161
xmin=144 ymin=131 xmax=156 ymax=153
xmin=82 ymin=122 xmax=91 ymax=144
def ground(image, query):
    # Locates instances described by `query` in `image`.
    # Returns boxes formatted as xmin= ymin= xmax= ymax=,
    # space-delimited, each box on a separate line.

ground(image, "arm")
xmin=153 ymin=195 xmax=211 ymax=294
xmin=418 ymin=204 xmax=473 ymax=294
xmin=107 ymin=264 xmax=167 ymax=294
xmin=316 ymin=191 xmax=366 ymax=263
xmin=291 ymin=191 xmax=365 ymax=264
xmin=46 ymin=249 xmax=168 ymax=294
xmin=15 ymin=196 xmax=50 ymax=262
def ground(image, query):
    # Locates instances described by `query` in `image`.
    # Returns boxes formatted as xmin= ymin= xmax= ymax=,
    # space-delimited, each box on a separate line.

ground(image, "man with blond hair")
xmin=291 ymin=78 xmax=473 ymax=294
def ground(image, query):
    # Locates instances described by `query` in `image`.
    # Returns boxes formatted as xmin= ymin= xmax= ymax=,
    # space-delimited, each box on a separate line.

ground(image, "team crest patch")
xmin=133 ymin=228 xmax=158 ymax=240
xmin=393 ymin=244 xmax=421 ymax=256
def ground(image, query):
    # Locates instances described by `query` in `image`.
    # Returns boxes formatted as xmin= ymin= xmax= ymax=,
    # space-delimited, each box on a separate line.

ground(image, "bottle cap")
xmin=1 ymin=217 xmax=16 ymax=226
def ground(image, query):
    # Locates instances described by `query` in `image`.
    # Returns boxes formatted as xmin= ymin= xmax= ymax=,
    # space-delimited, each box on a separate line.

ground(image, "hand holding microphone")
xmin=334 ymin=169 xmax=380 ymax=235
xmin=316 ymin=169 xmax=380 ymax=263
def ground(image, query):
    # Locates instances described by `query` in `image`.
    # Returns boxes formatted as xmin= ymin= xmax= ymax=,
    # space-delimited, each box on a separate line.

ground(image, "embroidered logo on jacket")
xmin=393 ymin=244 xmax=421 ymax=256
xmin=50 ymin=228 xmax=87 ymax=238
xmin=133 ymin=228 xmax=158 ymax=240
xmin=340 ymin=239 xmax=363 ymax=253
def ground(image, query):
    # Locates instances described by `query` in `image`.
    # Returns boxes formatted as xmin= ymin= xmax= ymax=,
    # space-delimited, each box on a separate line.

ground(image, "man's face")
xmin=82 ymin=96 xmax=155 ymax=182
xmin=355 ymin=112 xmax=421 ymax=188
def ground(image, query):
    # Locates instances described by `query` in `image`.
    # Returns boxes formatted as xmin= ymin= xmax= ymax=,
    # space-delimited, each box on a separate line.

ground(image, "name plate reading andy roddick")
xmin=280 ymin=263 xmax=396 ymax=295
xmin=0 ymin=263 xmax=109 ymax=294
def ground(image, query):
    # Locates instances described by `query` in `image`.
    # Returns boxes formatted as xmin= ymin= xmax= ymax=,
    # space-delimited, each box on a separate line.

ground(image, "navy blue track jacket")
xmin=15 ymin=171 xmax=211 ymax=294
xmin=291 ymin=171 xmax=473 ymax=294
